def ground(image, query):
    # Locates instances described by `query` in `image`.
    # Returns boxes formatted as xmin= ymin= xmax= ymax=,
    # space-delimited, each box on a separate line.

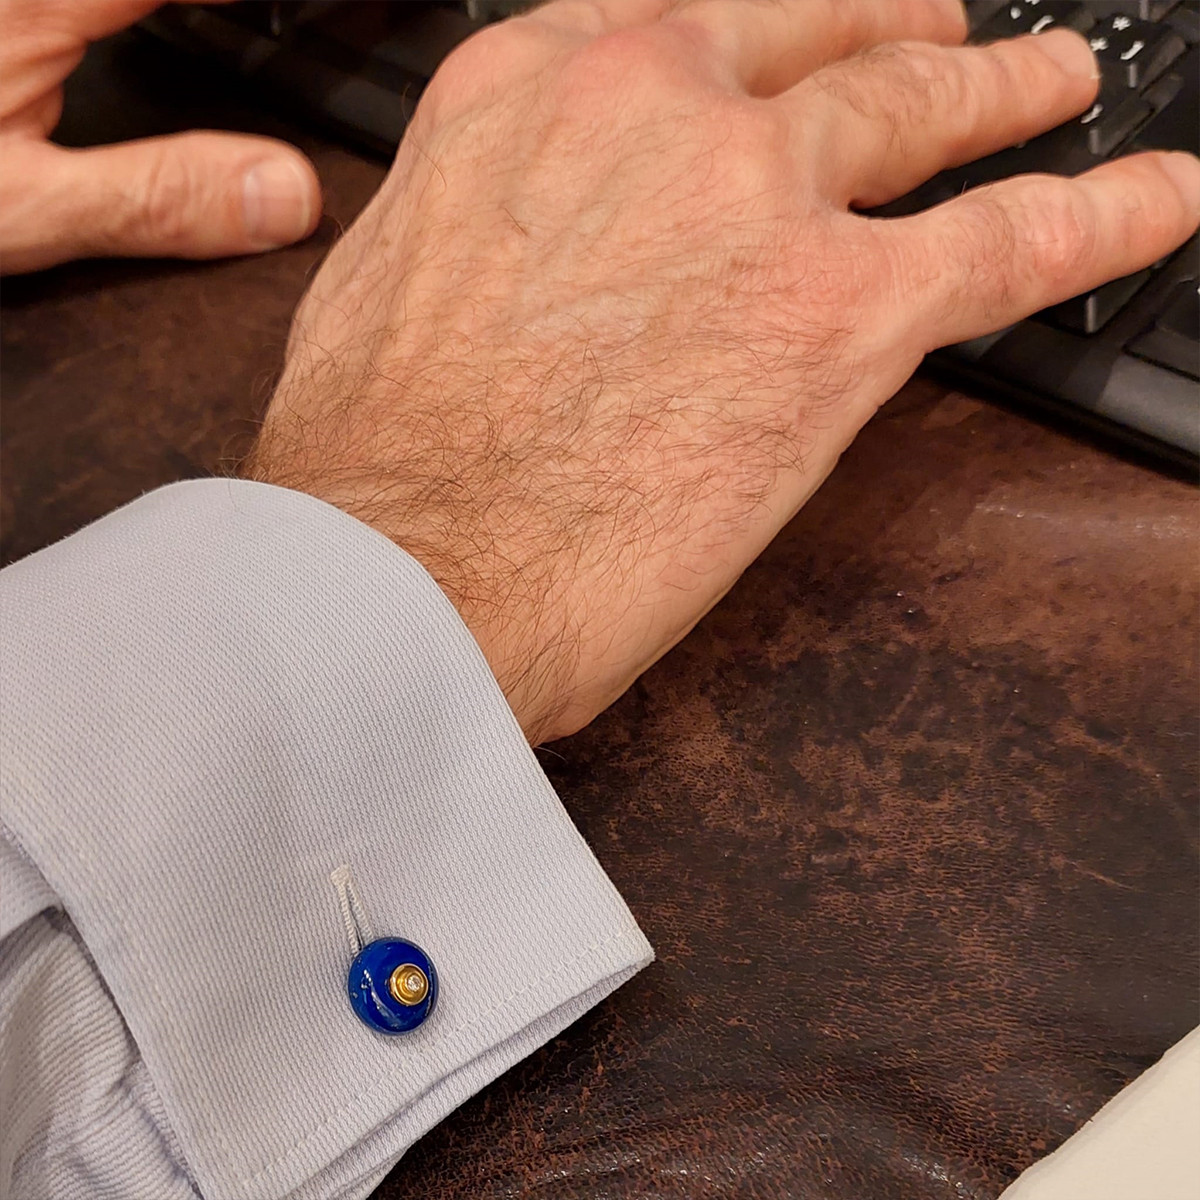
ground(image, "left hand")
xmin=0 ymin=0 xmax=321 ymax=274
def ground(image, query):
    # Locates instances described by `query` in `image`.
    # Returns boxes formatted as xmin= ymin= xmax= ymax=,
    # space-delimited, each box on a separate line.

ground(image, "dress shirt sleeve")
xmin=0 ymin=479 xmax=652 ymax=1200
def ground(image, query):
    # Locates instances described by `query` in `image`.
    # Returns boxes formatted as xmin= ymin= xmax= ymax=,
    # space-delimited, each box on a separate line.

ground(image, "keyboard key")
xmin=1128 ymin=279 xmax=1200 ymax=376
xmin=1046 ymin=270 xmax=1152 ymax=334
xmin=973 ymin=1 xmax=1094 ymax=41
xmin=883 ymin=10 xmax=1194 ymax=209
xmin=1164 ymin=0 xmax=1200 ymax=44
xmin=949 ymin=1 xmax=1199 ymax=459
xmin=1132 ymin=45 xmax=1200 ymax=151
xmin=1087 ymin=13 xmax=1185 ymax=87
xmin=1081 ymin=88 xmax=1154 ymax=153
xmin=1158 ymin=279 xmax=1200 ymax=340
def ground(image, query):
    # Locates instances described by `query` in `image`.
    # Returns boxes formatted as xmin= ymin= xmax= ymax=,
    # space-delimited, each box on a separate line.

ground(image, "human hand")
xmin=246 ymin=0 xmax=1200 ymax=745
xmin=0 ymin=0 xmax=321 ymax=274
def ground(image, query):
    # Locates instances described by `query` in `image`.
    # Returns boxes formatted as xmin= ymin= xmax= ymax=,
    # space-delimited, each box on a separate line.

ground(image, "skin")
xmin=245 ymin=0 xmax=1200 ymax=743
xmin=3 ymin=0 xmax=1198 ymax=745
xmin=0 ymin=0 xmax=321 ymax=272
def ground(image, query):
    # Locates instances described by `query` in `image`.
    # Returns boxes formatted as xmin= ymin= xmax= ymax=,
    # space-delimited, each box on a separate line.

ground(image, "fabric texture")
xmin=0 ymin=480 xmax=652 ymax=1200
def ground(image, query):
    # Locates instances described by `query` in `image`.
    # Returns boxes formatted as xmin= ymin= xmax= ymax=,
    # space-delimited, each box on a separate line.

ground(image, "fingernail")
xmin=242 ymin=156 xmax=315 ymax=249
xmin=1037 ymin=27 xmax=1100 ymax=81
xmin=1159 ymin=152 xmax=1200 ymax=211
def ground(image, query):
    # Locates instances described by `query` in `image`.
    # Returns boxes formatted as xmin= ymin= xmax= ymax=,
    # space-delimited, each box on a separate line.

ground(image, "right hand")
xmin=246 ymin=0 xmax=1200 ymax=744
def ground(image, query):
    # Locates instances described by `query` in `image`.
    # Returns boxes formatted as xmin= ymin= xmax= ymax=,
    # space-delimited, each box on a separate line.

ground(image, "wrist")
xmin=239 ymin=441 xmax=570 ymax=744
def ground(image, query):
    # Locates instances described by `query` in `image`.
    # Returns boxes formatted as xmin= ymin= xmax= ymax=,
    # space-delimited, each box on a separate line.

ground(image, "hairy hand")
xmin=0 ymin=0 xmax=321 ymax=274
xmin=247 ymin=0 xmax=1200 ymax=744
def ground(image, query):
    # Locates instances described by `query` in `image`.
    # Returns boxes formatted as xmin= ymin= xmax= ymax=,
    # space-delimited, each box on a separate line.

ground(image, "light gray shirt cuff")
xmin=0 ymin=479 xmax=652 ymax=1200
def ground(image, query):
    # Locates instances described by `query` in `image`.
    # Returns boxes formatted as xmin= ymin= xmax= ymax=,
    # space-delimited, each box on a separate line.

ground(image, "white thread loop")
xmin=330 ymin=864 xmax=375 ymax=957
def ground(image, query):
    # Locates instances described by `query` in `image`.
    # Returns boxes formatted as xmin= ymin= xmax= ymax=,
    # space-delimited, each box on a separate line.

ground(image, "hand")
xmin=246 ymin=0 xmax=1200 ymax=745
xmin=0 ymin=0 xmax=321 ymax=274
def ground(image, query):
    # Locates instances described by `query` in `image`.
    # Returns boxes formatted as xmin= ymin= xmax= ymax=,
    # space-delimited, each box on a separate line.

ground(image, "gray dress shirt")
xmin=0 ymin=480 xmax=652 ymax=1200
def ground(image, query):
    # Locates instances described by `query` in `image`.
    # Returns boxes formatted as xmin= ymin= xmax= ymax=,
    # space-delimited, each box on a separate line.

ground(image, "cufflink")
xmin=332 ymin=864 xmax=439 ymax=1036
xmin=347 ymin=937 xmax=439 ymax=1035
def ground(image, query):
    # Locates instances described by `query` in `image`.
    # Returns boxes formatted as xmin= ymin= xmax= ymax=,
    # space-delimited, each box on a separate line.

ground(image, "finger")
xmin=0 ymin=3 xmax=160 ymax=126
xmin=892 ymin=152 xmax=1200 ymax=349
xmin=0 ymin=133 xmax=320 ymax=274
xmin=4 ymin=0 xmax=235 ymax=44
xmin=0 ymin=1 xmax=239 ymax=132
xmin=664 ymin=0 xmax=968 ymax=96
xmin=797 ymin=28 xmax=1099 ymax=209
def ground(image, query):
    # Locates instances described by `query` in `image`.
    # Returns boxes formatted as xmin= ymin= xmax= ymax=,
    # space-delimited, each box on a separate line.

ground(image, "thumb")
xmin=1 ymin=132 xmax=321 ymax=273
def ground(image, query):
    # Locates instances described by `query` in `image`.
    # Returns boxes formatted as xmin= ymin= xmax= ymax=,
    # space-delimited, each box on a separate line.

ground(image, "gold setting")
xmin=388 ymin=963 xmax=430 ymax=1007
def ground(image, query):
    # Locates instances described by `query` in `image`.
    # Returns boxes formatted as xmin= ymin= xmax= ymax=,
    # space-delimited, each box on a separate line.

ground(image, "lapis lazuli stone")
xmin=347 ymin=938 xmax=438 ymax=1035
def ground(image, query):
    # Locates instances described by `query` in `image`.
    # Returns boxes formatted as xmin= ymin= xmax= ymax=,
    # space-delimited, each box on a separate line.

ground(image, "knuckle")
xmin=1015 ymin=36 xmax=1080 ymax=105
xmin=936 ymin=188 xmax=1025 ymax=317
xmin=815 ymin=42 xmax=953 ymax=152
xmin=869 ymin=42 xmax=944 ymax=107
xmin=954 ymin=177 xmax=1099 ymax=301
xmin=812 ymin=49 xmax=887 ymax=121
xmin=970 ymin=192 xmax=1020 ymax=256
xmin=653 ymin=100 xmax=803 ymax=234
xmin=892 ymin=41 xmax=957 ymax=130
xmin=561 ymin=26 xmax=684 ymax=95
xmin=667 ymin=0 xmax=723 ymax=28
xmin=713 ymin=102 xmax=793 ymax=192
xmin=888 ymin=39 xmax=947 ymax=85
xmin=130 ymin=153 xmax=195 ymax=247
xmin=978 ymin=38 xmax=1017 ymax=90
xmin=1139 ymin=158 xmax=1186 ymax=234
xmin=972 ymin=41 xmax=1022 ymax=118
xmin=423 ymin=21 xmax=550 ymax=115
xmin=664 ymin=0 xmax=748 ymax=69
xmin=1027 ymin=179 xmax=1097 ymax=284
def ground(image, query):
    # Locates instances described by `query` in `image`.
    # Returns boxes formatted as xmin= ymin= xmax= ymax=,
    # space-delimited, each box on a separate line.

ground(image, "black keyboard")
xmin=891 ymin=0 xmax=1200 ymax=466
xmin=143 ymin=0 xmax=1200 ymax=465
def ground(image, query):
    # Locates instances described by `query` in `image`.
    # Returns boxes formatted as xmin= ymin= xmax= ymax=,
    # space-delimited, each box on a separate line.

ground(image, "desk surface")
xmin=2 ymin=32 xmax=1197 ymax=1200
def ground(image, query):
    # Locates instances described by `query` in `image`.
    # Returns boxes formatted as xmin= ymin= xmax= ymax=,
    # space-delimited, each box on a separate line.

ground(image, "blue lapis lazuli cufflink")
xmin=331 ymin=864 xmax=438 ymax=1036
xmin=347 ymin=937 xmax=438 ymax=1035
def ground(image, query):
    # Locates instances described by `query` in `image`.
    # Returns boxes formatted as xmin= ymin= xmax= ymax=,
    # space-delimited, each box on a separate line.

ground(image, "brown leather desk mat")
xmin=2 ymin=33 xmax=1196 ymax=1200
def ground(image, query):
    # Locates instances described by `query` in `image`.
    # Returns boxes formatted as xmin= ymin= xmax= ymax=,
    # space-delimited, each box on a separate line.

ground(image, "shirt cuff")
xmin=0 ymin=479 xmax=652 ymax=1200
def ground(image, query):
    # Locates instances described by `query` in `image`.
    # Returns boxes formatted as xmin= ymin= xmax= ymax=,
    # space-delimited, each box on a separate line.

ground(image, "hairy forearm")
xmin=243 ymin=0 xmax=1200 ymax=745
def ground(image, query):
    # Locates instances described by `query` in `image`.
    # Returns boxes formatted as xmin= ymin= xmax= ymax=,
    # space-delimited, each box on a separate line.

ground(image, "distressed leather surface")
xmin=2 ymin=32 xmax=1197 ymax=1200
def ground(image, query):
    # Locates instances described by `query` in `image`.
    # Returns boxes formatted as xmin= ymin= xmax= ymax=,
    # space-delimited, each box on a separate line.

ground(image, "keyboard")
xmin=143 ymin=0 xmax=1200 ymax=466
xmin=891 ymin=0 xmax=1200 ymax=467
